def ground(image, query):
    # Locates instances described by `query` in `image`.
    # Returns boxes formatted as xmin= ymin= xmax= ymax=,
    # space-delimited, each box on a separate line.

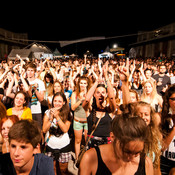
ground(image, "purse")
xmin=76 ymin=113 xmax=103 ymax=168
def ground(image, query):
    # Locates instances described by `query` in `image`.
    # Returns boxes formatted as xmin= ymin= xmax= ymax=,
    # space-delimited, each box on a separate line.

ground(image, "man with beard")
xmin=152 ymin=64 xmax=170 ymax=96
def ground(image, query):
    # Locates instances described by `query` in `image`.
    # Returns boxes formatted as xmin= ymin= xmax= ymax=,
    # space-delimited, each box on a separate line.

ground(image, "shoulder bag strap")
xmin=85 ymin=112 xmax=104 ymax=147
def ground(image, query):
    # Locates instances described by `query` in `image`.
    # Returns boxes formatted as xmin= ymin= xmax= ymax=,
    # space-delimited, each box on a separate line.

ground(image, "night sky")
xmin=1 ymin=2 xmax=175 ymax=56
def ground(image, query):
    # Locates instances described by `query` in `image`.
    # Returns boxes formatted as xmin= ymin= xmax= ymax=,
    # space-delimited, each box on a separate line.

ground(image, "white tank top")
xmin=44 ymin=109 xmax=70 ymax=149
xmin=45 ymin=132 xmax=70 ymax=149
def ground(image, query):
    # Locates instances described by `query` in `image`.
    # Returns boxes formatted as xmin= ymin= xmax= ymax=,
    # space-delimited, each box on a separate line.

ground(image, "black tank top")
xmin=95 ymin=146 xmax=146 ymax=175
xmin=87 ymin=112 xmax=112 ymax=137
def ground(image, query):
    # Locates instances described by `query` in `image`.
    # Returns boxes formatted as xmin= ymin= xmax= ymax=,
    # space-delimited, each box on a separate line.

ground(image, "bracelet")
xmin=57 ymin=118 xmax=61 ymax=123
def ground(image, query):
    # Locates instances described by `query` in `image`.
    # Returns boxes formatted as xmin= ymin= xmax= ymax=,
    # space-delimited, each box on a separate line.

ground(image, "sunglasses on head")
xmin=169 ymin=97 xmax=175 ymax=101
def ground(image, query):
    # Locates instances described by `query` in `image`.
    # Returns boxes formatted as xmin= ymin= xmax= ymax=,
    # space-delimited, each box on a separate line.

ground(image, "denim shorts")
xmin=73 ymin=119 xmax=88 ymax=131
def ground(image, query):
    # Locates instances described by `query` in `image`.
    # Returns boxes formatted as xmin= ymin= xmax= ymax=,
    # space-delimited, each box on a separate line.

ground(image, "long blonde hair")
xmin=121 ymin=101 xmax=162 ymax=168
xmin=135 ymin=101 xmax=162 ymax=168
xmin=141 ymin=80 xmax=157 ymax=101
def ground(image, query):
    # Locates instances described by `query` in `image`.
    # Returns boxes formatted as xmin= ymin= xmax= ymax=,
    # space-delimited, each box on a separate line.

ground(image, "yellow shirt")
xmin=7 ymin=107 xmax=32 ymax=120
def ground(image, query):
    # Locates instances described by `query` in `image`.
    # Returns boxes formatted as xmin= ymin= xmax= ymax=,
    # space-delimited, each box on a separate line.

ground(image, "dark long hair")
xmin=91 ymin=97 xmax=97 ymax=131
xmin=75 ymin=76 xmax=91 ymax=97
xmin=51 ymin=92 xmax=70 ymax=123
xmin=14 ymin=90 xmax=29 ymax=107
xmin=91 ymin=84 xmax=107 ymax=130
xmin=44 ymin=73 xmax=54 ymax=84
xmin=161 ymin=84 xmax=175 ymax=134
xmin=50 ymin=92 xmax=72 ymax=136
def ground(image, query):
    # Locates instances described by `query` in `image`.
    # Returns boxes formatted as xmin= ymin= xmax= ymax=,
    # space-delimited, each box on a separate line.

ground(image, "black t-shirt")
xmin=0 ymin=153 xmax=55 ymax=175
xmin=152 ymin=74 xmax=170 ymax=95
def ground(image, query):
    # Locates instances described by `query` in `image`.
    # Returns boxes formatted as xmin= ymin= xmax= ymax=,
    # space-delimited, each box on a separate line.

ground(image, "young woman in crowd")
xmin=43 ymin=72 xmax=54 ymax=104
xmin=141 ymin=80 xmax=163 ymax=112
xmin=129 ymin=69 xmax=143 ymax=97
xmin=79 ymin=113 xmax=154 ymax=175
xmin=2 ymin=70 xmax=18 ymax=109
xmin=5 ymin=69 xmax=31 ymax=99
xmin=129 ymin=89 xmax=139 ymax=103
xmin=0 ymin=115 xmax=19 ymax=154
xmin=118 ymin=62 xmax=162 ymax=174
xmin=82 ymin=61 xmax=116 ymax=149
xmin=130 ymin=102 xmax=162 ymax=174
xmin=6 ymin=91 xmax=32 ymax=120
xmin=41 ymin=72 xmax=54 ymax=115
xmin=42 ymin=92 xmax=73 ymax=175
xmin=63 ymin=77 xmax=73 ymax=107
xmin=128 ymin=61 xmax=145 ymax=98
xmin=47 ymin=80 xmax=64 ymax=108
xmin=160 ymin=84 xmax=175 ymax=175
xmin=71 ymin=76 xmax=91 ymax=160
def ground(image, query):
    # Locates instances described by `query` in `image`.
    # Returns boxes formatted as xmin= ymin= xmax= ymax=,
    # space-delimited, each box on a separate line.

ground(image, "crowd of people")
xmin=0 ymin=55 xmax=175 ymax=174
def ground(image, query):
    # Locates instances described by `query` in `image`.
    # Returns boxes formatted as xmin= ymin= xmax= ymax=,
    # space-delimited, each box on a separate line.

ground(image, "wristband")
xmin=57 ymin=118 xmax=61 ymax=123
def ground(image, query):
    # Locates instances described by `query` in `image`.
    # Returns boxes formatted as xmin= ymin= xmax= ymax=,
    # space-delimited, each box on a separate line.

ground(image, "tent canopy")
xmin=98 ymin=51 xmax=114 ymax=59
xmin=8 ymin=49 xmax=32 ymax=60
xmin=25 ymin=42 xmax=52 ymax=53
xmin=53 ymin=48 xmax=62 ymax=56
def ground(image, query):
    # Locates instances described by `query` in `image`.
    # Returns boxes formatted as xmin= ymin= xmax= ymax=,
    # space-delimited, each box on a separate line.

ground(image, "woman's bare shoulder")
xmin=145 ymin=156 xmax=154 ymax=175
xmin=79 ymin=148 xmax=98 ymax=175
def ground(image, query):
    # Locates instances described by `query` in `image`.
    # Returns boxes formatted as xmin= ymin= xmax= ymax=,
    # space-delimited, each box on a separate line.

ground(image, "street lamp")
xmin=113 ymin=44 xmax=118 ymax=49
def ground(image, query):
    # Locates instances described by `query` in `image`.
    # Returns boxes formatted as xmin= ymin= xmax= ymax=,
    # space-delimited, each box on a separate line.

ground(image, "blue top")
xmin=30 ymin=154 xmax=55 ymax=175
xmin=0 ymin=153 xmax=55 ymax=175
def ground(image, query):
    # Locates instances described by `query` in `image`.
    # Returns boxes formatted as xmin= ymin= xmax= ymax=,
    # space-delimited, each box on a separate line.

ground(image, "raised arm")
xmin=20 ymin=68 xmax=32 ymax=97
xmin=0 ymin=67 xmax=9 ymax=82
xmin=103 ymin=61 xmax=116 ymax=113
xmin=82 ymin=80 xmax=99 ymax=112
xmin=6 ymin=73 xmax=15 ymax=99
xmin=118 ymin=58 xmax=130 ymax=105
xmin=128 ymin=59 xmax=135 ymax=83
xmin=162 ymin=126 xmax=175 ymax=151
xmin=139 ymin=62 xmax=147 ymax=82
xmin=33 ymin=82 xmax=45 ymax=102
